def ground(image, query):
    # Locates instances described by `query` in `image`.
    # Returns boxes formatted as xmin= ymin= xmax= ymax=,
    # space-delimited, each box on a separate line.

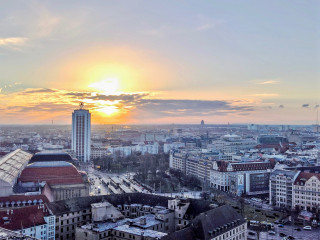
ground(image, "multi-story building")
xmin=210 ymin=161 xmax=229 ymax=191
xmin=212 ymin=134 xmax=256 ymax=153
xmin=269 ymin=169 xmax=299 ymax=209
xmin=169 ymin=151 xmax=187 ymax=172
xmin=185 ymin=157 xmax=212 ymax=184
xmin=228 ymin=162 xmax=274 ymax=196
xmin=72 ymin=104 xmax=91 ymax=162
xmin=293 ymin=172 xmax=320 ymax=212
xmin=46 ymin=193 xmax=246 ymax=240
xmin=163 ymin=142 xmax=185 ymax=153
xmin=210 ymin=161 xmax=274 ymax=196
xmin=91 ymin=147 xmax=109 ymax=160
xmin=162 ymin=205 xmax=247 ymax=240
xmin=0 ymin=205 xmax=55 ymax=240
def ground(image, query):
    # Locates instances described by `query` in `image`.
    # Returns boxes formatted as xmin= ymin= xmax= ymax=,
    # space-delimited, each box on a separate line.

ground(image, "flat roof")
xmin=113 ymin=225 xmax=167 ymax=238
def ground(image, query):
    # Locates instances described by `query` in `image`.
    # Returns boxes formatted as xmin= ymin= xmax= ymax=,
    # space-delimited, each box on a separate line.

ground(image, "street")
xmin=257 ymin=225 xmax=320 ymax=240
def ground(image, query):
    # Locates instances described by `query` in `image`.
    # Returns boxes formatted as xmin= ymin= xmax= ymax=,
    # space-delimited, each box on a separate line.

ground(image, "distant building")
xmin=201 ymin=120 xmax=205 ymax=128
xmin=72 ymin=104 xmax=91 ymax=162
xmin=212 ymin=135 xmax=256 ymax=153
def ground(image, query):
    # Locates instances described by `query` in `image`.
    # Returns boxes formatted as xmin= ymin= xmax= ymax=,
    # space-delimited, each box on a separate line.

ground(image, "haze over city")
xmin=0 ymin=1 xmax=319 ymax=125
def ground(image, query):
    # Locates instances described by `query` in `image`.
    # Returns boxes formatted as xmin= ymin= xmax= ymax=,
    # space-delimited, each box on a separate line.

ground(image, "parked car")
xmin=303 ymin=226 xmax=312 ymax=230
xmin=288 ymin=236 xmax=295 ymax=240
xmin=279 ymin=233 xmax=286 ymax=237
xmin=294 ymin=228 xmax=301 ymax=231
xmin=278 ymin=224 xmax=284 ymax=228
xmin=268 ymin=231 xmax=276 ymax=235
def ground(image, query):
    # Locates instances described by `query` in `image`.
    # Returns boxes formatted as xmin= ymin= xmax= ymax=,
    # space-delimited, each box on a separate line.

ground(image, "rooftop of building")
xmin=130 ymin=214 xmax=161 ymax=229
xmin=46 ymin=193 xmax=212 ymax=218
xmin=81 ymin=218 xmax=129 ymax=232
xmin=0 ymin=149 xmax=32 ymax=186
xmin=46 ymin=193 xmax=172 ymax=216
xmin=0 ymin=194 xmax=49 ymax=206
xmin=0 ymin=227 xmax=38 ymax=240
xmin=0 ymin=205 xmax=50 ymax=231
xmin=270 ymin=169 xmax=300 ymax=178
xmin=19 ymin=163 xmax=84 ymax=185
xmin=113 ymin=225 xmax=167 ymax=238
xmin=27 ymin=161 xmax=73 ymax=168
xmin=192 ymin=205 xmax=245 ymax=239
xmin=29 ymin=151 xmax=73 ymax=164
xmin=294 ymin=171 xmax=320 ymax=185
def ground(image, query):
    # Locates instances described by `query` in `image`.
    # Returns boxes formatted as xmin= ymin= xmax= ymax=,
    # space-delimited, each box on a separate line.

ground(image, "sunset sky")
xmin=0 ymin=1 xmax=319 ymax=124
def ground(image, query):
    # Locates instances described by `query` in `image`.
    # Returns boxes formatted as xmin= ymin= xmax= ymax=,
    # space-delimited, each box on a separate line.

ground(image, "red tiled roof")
xmin=0 ymin=194 xmax=49 ymax=204
xmin=216 ymin=161 xmax=229 ymax=172
xmin=19 ymin=166 xmax=84 ymax=185
xmin=0 ymin=205 xmax=49 ymax=230
xmin=294 ymin=172 xmax=320 ymax=185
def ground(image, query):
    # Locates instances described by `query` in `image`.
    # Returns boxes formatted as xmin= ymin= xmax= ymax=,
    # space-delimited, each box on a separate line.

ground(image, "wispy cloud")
xmin=0 ymin=37 xmax=28 ymax=50
xmin=279 ymin=104 xmax=284 ymax=108
xmin=256 ymin=80 xmax=279 ymax=85
xmin=302 ymin=104 xmax=309 ymax=108
xmin=0 ymin=87 xmax=256 ymax=124
xmin=196 ymin=20 xmax=223 ymax=31
xmin=250 ymin=93 xmax=279 ymax=97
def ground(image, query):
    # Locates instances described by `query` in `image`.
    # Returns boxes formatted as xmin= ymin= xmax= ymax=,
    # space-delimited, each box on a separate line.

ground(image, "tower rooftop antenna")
xmin=79 ymin=102 xmax=84 ymax=109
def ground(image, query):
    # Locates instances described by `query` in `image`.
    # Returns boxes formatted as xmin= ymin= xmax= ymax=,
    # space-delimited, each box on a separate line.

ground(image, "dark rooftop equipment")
xmin=29 ymin=151 xmax=74 ymax=164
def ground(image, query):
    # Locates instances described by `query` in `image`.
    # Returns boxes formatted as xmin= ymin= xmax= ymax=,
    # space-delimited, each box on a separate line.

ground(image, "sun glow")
xmin=99 ymin=105 xmax=118 ymax=115
xmin=88 ymin=78 xmax=119 ymax=95
xmin=87 ymin=79 xmax=121 ymax=116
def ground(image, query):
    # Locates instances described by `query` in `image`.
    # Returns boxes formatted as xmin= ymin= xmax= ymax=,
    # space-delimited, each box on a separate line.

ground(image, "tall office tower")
xmin=72 ymin=103 xmax=91 ymax=162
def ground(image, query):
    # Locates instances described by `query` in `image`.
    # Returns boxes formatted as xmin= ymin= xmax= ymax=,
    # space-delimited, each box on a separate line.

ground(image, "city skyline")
xmin=0 ymin=1 xmax=319 ymax=125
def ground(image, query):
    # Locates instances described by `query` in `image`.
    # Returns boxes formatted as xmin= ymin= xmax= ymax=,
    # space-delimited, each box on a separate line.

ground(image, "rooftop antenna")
xmin=79 ymin=102 xmax=84 ymax=109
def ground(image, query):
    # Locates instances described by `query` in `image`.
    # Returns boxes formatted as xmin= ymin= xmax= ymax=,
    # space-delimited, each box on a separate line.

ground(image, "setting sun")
xmin=88 ymin=78 xmax=119 ymax=95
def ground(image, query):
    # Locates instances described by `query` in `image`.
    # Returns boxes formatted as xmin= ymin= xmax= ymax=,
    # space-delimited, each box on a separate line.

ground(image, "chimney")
xmin=140 ymin=217 xmax=146 ymax=225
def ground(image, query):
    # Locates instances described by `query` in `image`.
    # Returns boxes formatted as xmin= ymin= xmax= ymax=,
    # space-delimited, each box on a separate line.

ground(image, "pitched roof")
xmin=0 ymin=149 xmax=32 ymax=185
xmin=294 ymin=172 xmax=320 ymax=185
xmin=192 ymin=205 xmax=245 ymax=239
xmin=161 ymin=226 xmax=196 ymax=240
xmin=0 ymin=205 xmax=49 ymax=231
xmin=163 ymin=205 xmax=246 ymax=240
